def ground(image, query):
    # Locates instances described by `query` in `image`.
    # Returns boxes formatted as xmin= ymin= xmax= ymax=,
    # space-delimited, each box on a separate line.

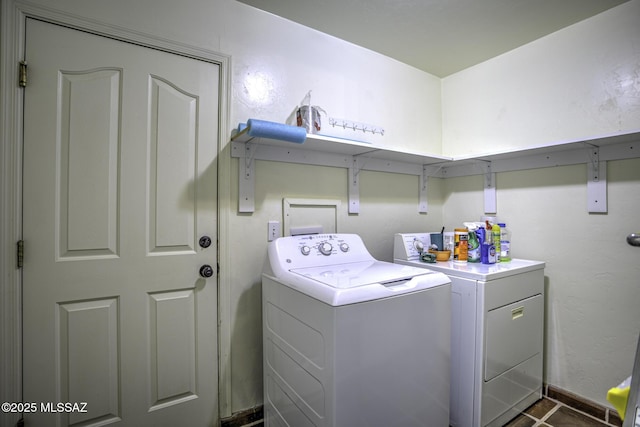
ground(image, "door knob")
xmin=628 ymin=233 xmax=640 ymax=247
xmin=199 ymin=264 xmax=214 ymax=278
xmin=199 ymin=236 xmax=212 ymax=248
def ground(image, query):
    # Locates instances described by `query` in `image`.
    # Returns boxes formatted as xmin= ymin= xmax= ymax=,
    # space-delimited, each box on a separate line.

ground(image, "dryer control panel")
xmin=394 ymin=233 xmax=432 ymax=262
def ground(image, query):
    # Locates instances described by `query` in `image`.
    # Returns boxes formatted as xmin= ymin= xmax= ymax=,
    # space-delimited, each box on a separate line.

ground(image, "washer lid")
xmin=267 ymin=260 xmax=451 ymax=306
xmin=264 ymin=233 xmax=451 ymax=306
xmin=291 ymin=260 xmax=432 ymax=289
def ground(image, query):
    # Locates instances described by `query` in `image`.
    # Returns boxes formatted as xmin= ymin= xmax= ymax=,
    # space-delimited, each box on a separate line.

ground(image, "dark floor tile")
xmin=525 ymin=397 xmax=558 ymax=420
xmin=220 ymin=406 xmax=263 ymax=427
xmin=503 ymin=413 xmax=536 ymax=427
xmin=546 ymin=405 xmax=610 ymax=426
xmin=547 ymin=385 xmax=607 ymax=421
xmin=609 ymin=409 xmax=623 ymax=427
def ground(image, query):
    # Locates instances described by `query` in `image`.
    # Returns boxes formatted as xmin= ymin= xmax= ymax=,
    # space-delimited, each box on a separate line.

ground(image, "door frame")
xmin=0 ymin=1 xmax=233 ymax=423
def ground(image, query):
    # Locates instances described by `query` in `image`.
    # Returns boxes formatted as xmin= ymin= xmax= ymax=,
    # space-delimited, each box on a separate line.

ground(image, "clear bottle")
xmin=499 ymin=223 xmax=511 ymax=262
xmin=492 ymin=223 xmax=501 ymax=262
xmin=443 ymin=232 xmax=454 ymax=260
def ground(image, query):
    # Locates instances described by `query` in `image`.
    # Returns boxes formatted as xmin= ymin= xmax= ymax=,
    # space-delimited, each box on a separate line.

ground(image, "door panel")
xmin=149 ymin=289 xmax=197 ymax=409
xmin=23 ymin=19 xmax=219 ymax=426
xmin=58 ymin=297 xmax=120 ymax=425
xmin=59 ymin=68 xmax=121 ymax=259
xmin=149 ymin=76 xmax=197 ymax=253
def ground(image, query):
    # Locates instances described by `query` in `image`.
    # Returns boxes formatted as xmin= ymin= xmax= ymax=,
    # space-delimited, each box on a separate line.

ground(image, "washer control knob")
xmin=300 ymin=245 xmax=311 ymax=256
xmin=318 ymin=242 xmax=333 ymax=255
xmin=339 ymin=243 xmax=350 ymax=252
xmin=413 ymin=239 xmax=424 ymax=253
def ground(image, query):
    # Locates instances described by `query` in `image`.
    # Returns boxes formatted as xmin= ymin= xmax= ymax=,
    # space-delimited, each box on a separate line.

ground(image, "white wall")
xmin=7 ymin=0 xmax=640 ymax=416
xmin=442 ymin=0 xmax=640 ymax=407
xmin=442 ymin=0 xmax=640 ymax=156
xmin=225 ymin=2 xmax=443 ymax=153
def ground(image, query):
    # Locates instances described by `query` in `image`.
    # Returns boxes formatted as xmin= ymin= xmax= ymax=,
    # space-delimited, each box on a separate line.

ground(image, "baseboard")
xmin=224 ymin=386 xmax=623 ymax=427
xmin=545 ymin=383 xmax=623 ymax=426
xmin=220 ymin=405 xmax=264 ymax=427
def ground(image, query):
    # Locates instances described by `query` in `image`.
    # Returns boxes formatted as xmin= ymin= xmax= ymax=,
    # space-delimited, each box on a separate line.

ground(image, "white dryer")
xmin=263 ymin=233 xmax=452 ymax=427
xmin=394 ymin=233 xmax=545 ymax=427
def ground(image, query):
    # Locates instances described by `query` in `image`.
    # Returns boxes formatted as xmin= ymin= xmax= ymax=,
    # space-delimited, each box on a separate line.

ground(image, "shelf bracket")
xmin=239 ymin=141 xmax=256 ymax=213
xmin=587 ymin=146 xmax=607 ymax=213
xmin=484 ymin=162 xmax=497 ymax=214
xmin=348 ymin=156 xmax=360 ymax=214
xmin=421 ymin=165 xmax=443 ymax=213
xmin=419 ymin=166 xmax=428 ymax=213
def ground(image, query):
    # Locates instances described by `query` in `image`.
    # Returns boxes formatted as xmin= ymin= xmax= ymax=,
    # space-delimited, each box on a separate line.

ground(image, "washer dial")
xmin=318 ymin=242 xmax=333 ymax=255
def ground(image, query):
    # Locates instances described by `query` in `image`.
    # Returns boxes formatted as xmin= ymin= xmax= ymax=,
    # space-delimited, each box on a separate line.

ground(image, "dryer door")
xmin=484 ymin=294 xmax=543 ymax=381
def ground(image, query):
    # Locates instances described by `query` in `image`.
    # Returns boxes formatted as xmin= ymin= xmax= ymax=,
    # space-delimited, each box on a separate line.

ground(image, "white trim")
xmin=0 ymin=0 xmax=234 ymax=421
xmin=283 ymin=198 xmax=341 ymax=236
xmin=0 ymin=2 xmax=25 ymax=426
xmin=217 ymin=41 xmax=234 ymax=422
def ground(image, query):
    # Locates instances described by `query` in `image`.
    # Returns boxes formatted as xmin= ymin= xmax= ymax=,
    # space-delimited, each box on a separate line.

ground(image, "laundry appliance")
xmin=263 ymin=233 xmax=452 ymax=427
xmin=394 ymin=233 xmax=545 ymax=427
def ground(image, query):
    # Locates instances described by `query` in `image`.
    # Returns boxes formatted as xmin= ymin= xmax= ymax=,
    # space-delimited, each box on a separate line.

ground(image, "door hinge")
xmin=19 ymin=61 xmax=27 ymax=87
xmin=17 ymin=240 xmax=24 ymax=269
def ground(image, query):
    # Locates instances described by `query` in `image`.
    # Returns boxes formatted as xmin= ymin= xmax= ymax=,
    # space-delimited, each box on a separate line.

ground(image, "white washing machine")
xmin=262 ymin=233 xmax=452 ymax=427
xmin=394 ymin=233 xmax=545 ymax=427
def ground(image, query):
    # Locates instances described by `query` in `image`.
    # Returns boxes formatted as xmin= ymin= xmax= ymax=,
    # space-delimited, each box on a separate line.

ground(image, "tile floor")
xmin=504 ymin=397 xmax=622 ymax=427
xmin=239 ymin=396 xmax=624 ymax=427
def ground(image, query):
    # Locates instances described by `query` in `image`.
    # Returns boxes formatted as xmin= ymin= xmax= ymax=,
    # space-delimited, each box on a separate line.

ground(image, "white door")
xmin=22 ymin=19 xmax=219 ymax=426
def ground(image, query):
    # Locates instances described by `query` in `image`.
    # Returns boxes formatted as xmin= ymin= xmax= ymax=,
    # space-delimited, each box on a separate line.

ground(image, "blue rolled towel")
xmin=246 ymin=118 xmax=306 ymax=144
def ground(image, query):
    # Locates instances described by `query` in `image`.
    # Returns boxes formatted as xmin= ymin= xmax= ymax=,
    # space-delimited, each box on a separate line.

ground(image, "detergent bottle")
xmin=499 ymin=223 xmax=511 ymax=262
xmin=492 ymin=223 xmax=501 ymax=262
xmin=454 ymin=228 xmax=468 ymax=263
